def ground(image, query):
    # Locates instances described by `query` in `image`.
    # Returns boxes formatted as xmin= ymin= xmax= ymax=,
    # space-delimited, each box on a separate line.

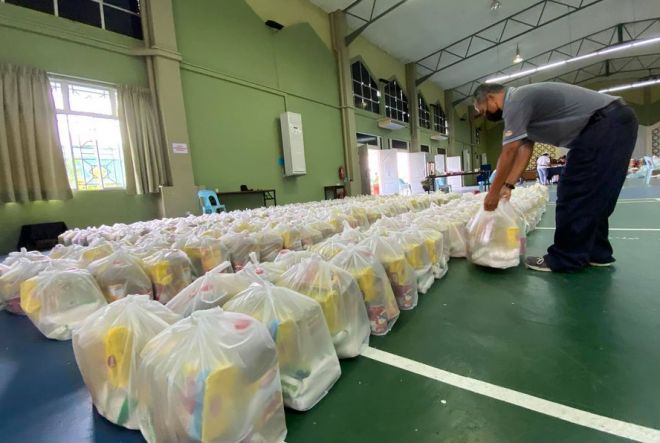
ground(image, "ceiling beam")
xmin=344 ymin=0 xmax=409 ymax=45
xmin=546 ymin=53 xmax=660 ymax=85
xmin=449 ymin=17 xmax=660 ymax=106
xmin=415 ymin=0 xmax=604 ymax=86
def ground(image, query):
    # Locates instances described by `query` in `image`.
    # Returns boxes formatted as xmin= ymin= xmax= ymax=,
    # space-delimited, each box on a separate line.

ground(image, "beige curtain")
xmin=118 ymin=85 xmax=169 ymax=195
xmin=0 ymin=63 xmax=72 ymax=203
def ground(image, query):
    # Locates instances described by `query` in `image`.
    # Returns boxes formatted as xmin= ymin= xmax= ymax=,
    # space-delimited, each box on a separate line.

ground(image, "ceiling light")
xmin=598 ymin=78 xmax=660 ymax=94
xmin=513 ymin=44 xmax=523 ymax=64
xmin=491 ymin=0 xmax=502 ymax=10
xmin=483 ymin=35 xmax=660 ymax=84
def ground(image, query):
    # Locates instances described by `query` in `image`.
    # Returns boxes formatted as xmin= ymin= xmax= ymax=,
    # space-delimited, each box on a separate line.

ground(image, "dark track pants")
xmin=544 ymin=103 xmax=638 ymax=272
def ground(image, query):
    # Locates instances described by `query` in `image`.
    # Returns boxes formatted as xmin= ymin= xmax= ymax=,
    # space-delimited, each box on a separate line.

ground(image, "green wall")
xmin=173 ymin=0 xmax=344 ymax=208
xmin=0 ymin=3 xmax=158 ymax=254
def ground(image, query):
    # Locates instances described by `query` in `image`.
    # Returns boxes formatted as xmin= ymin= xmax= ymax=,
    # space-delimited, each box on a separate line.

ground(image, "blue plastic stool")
xmin=198 ymin=190 xmax=226 ymax=214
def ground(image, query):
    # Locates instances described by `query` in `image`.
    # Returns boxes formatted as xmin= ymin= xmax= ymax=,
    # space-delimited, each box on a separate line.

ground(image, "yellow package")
xmin=104 ymin=326 xmax=132 ymax=389
xmin=19 ymin=277 xmax=41 ymax=316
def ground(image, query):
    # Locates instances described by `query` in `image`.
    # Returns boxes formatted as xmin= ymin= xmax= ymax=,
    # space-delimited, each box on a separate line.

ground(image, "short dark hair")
xmin=473 ymin=83 xmax=505 ymax=104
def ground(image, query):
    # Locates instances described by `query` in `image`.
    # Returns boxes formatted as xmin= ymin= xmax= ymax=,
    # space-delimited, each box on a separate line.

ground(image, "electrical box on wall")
xmin=280 ymin=112 xmax=306 ymax=176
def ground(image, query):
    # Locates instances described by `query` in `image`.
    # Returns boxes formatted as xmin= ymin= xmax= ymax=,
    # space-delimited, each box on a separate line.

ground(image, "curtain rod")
xmin=47 ymin=72 xmax=117 ymax=87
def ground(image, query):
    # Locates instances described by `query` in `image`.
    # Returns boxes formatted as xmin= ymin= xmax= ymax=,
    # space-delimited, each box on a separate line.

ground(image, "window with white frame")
xmin=4 ymin=0 xmax=142 ymax=39
xmin=50 ymin=78 xmax=126 ymax=191
xmin=384 ymin=80 xmax=409 ymax=123
xmin=418 ymin=95 xmax=431 ymax=129
xmin=431 ymin=103 xmax=448 ymax=135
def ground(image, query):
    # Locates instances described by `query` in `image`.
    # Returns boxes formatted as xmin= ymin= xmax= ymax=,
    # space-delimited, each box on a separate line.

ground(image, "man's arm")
xmin=483 ymin=140 xmax=526 ymax=211
xmin=506 ymin=142 xmax=534 ymax=184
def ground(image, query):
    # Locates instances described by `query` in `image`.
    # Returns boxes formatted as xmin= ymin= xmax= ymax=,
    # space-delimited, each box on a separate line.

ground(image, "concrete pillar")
xmin=330 ymin=10 xmax=361 ymax=196
xmin=140 ymin=0 xmax=198 ymax=217
xmin=405 ymin=62 xmax=420 ymax=152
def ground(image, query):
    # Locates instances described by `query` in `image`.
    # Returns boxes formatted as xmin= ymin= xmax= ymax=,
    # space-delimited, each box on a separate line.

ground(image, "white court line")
xmin=362 ymin=347 xmax=660 ymax=443
xmin=547 ymin=200 xmax=660 ymax=205
xmin=535 ymin=227 xmax=660 ymax=232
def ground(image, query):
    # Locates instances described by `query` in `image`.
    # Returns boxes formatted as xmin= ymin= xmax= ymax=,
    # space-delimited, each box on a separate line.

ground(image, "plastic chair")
xmin=198 ymin=190 xmax=226 ymax=214
xmin=643 ymin=156 xmax=660 ymax=185
xmin=434 ymin=177 xmax=451 ymax=193
xmin=398 ymin=178 xmax=412 ymax=195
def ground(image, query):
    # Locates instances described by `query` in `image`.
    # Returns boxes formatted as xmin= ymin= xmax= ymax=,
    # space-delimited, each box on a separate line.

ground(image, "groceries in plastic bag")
xmin=49 ymin=244 xmax=85 ymax=261
xmin=359 ymin=235 xmax=418 ymax=310
xmin=300 ymin=225 xmax=324 ymax=249
xmin=72 ymin=295 xmax=180 ymax=429
xmin=177 ymin=236 xmax=229 ymax=276
xmin=274 ymin=224 xmax=303 ymax=251
xmin=224 ymin=282 xmax=341 ymax=411
xmin=417 ymin=228 xmax=447 ymax=279
xmin=446 ymin=220 xmax=468 ymax=258
xmin=330 ymin=245 xmax=400 ymax=335
xmin=466 ymin=201 xmax=523 ymax=269
xmin=276 ymin=257 xmax=370 ymax=358
xmin=337 ymin=221 xmax=366 ymax=244
xmin=137 ymin=308 xmax=287 ymax=443
xmin=20 ymin=269 xmax=107 ymax=340
xmin=221 ymin=232 xmax=260 ymax=271
xmin=143 ymin=249 xmax=194 ymax=304
xmin=0 ymin=259 xmax=51 ymax=314
xmin=2 ymin=248 xmax=49 ymax=266
xmin=240 ymin=256 xmax=287 ymax=283
xmin=255 ymin=230 xmax=284 ymax=262
xmin=274 ymin=249 xmax=319 ymax=267
xmin=390 ymin=230 xmax=434 ymax=294
xmin=310 ymin=236 xmax=349 ymax=261
xmin=79 ymin=242 xmax=115 ymax=267
xmin=166 ymin=262 xmax=253 ymax=317
xmin=89 ymin=250 xmax=153 ymax=302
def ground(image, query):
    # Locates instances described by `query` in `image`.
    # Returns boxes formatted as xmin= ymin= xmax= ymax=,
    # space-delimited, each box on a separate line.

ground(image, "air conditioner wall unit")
xmin=377 ymin=117 xmax=406 ymax=130
xmin=431 ymin=132 xmax=449 ymax=141
xmin=280 ymin=112 xmax=306 ymax=176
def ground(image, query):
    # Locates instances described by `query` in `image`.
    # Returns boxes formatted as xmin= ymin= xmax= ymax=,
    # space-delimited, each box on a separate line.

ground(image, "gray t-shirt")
xmin=502 ymin=83 xmax=617 ymax=147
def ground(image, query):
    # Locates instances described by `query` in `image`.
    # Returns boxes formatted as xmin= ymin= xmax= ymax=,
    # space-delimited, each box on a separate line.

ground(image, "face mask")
xmin=485 ymin=109 xmax=503 ymax=122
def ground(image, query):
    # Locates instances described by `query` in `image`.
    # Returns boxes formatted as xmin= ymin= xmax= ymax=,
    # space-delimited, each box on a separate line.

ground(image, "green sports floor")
xmin=2 ymin=181 xmax=660 ymax=443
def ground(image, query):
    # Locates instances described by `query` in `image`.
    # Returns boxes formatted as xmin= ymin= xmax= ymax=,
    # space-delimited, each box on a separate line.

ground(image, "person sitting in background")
xmin=558 ymin=155 xmax=567 ymax=166
xmin=536 ymin=153 xmax=551 ymax=185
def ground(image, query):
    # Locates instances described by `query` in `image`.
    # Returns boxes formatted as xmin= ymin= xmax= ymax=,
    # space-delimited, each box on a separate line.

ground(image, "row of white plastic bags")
xmin=0 ymin=185 xmax=548 ymax=443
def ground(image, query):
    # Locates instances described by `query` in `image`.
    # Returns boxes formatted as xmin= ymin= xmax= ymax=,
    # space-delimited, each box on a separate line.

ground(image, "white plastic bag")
xmin=359 ymin=235 xmax=418 ymax=310
xmin=143 ymin=249 xmax=194 ymax=304
xmin=310 ymin=236 xmax=349 ymax=261
xmin=72 ymin=295 xmax=180 ymax=429
xmin=224 ymin=282 xmax=341 ymax=411
xmin=389 ymin=231 xmax=434 ymax=294
xmin=254 ymin=230 xmax=284 ymax=262
xmin=330 ymin=245 xmax=400 ymax=336
xmin=276 ymin=257 xmax=370 ymax=358
xmin=0 ymin=258 xmax=51 ymax=314
xmin=417 ymin=228 xmax=448 ymax=279
xmin=2 ymin=248 xmax=49 ymax=266
xmin=221 ymin=232 xmax=260 ymax=271
xmin=166 ymin=262 xmax=253 ymax=317
xmin=179 ymin=236 xmax=230 ymax=276
xmin=466 ymin=201 xmax=522 ymax=269
xmin=89 ymin=250 xmax=153 ymax=302
xmin=20 ymin=269 xmax=107 ymax=340
xmin=137 ymin=308 xmax=287 ymax=443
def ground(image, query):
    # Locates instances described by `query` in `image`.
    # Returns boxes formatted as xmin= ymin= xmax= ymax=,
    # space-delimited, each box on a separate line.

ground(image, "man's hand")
xmin=500 ymin=186 xmax=512 ymax=200
xmin=484 ymin=190 xmax=500 ymax=211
